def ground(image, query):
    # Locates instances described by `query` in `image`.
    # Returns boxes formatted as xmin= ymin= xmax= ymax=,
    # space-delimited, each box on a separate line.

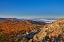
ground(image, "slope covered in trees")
xmin=0 ymin=18 xmax=46 ymax=42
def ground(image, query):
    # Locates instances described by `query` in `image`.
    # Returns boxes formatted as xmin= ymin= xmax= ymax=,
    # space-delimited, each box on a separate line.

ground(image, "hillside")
xmin=0 ymin=18 xmax=64 ymax=42
xmin=0 ymin=18 xmax=46 ymax=42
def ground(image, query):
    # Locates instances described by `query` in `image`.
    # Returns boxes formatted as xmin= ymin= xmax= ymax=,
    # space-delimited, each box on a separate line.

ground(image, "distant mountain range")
xmin=18 ymin=18 xmax=58 ymax=23
xmin=0 ymin=18 xmax=58 ymax=23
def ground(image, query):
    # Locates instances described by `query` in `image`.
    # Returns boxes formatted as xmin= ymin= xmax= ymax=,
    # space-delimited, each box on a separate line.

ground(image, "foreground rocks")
xmin=33 ymin=18 xmax=64 ymax=42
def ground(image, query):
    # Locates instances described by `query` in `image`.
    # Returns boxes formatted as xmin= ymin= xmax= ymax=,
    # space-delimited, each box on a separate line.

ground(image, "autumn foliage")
xmin=0 ymin=19 xmax=45 ymax=35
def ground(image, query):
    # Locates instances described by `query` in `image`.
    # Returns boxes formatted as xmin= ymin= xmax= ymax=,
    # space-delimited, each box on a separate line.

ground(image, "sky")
xmin=0 ymin=0 xmax=64 ymax=18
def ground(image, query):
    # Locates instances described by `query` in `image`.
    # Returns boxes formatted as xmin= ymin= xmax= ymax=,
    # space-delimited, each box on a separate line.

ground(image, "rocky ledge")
xmin=32 ymin=18 xmax=64 ymax=42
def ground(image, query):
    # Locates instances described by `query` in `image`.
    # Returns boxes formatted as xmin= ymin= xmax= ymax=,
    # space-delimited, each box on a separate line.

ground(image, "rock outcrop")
xmin=33 ymin=18 xmax=64 ymax=42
